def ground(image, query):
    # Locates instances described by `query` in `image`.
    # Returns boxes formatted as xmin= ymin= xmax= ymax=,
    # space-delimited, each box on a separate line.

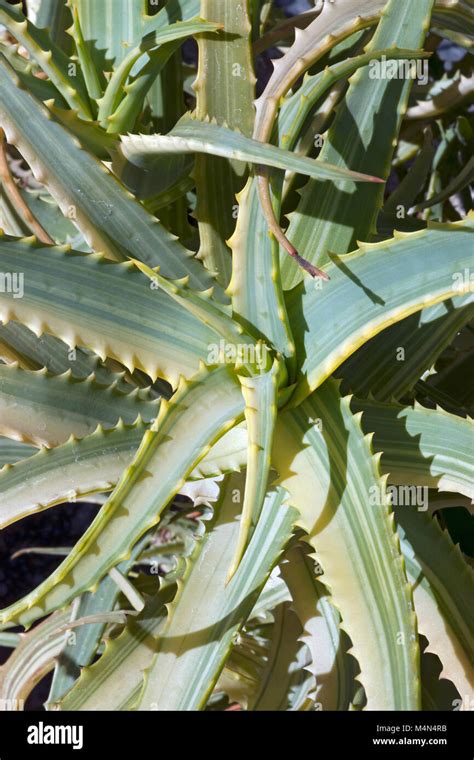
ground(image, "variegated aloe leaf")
xmin=280 ymin=0 xmax=435 ymax=288
xmin=0 ymin=418 xmax=247 ymax=529
xmin=396 ymin=507 xmax=474 ymax=701
xmin=98 ymin=18 xmax=222 ymax=131
xmin=0 ymin=364 xmax=159 ymax=446
xmin=193 ymin=0 xmax=255 ymax=286
xmin=0 ymin=321 xmax=136 ymax=391
xmin=138 ymin=473 xmax=298 ymax=710
xmin=287 ymin=216 xmax=474 ymax=404
xmin=247 ymin=602 xmax=314 ymax=711
xmin=227 ymin=47 xmax=423 ymax=373
xmin=253 ymin=0 xmax=389 ymax=145
xmin=227 ymin=174 xmax=296 ymax=371
xmin=281 ymin=542 xmax=359 ymax=711
xmin=130 ymin=258 xmax=256 ymax=359
xmin=256 ymin=0 xmax=472 ymax=54
xmin=47 ymin=535 xmax=150 ymax=708
xmin=121 ymin=117 xmax=383 ymax=186
xmin=337 ymin=298 xmax=474 ymax=401
xmin=272 ymin=378 xmax=419 ymax=710
xmin=0 ymin=420 xmax=147 ymax=527
xmin=253 ymin=0 xmax=396 ymax=257
xmin=0 ymin=239 xmax=221 ymax=385
xmin=0 ymin=0 xmax=92 ymax=118
xmin=355 ymin=398 xmax=474 ymax=500
xmin=0 ymin=609 xmax=70 ymax=707
xmin=0 ymin=365 xmax=245 ymax=629
xmin=58 ymin=584 xmax=176 ymax=710
xmin=0 ymin=55 xmax=220 ymax=292
xmin=227 ymin=360 xmax=279 ymax=579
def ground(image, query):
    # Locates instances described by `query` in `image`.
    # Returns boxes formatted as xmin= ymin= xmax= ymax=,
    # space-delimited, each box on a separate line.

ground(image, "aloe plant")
xmin=0 ymin=0 xmax=472 ymax=713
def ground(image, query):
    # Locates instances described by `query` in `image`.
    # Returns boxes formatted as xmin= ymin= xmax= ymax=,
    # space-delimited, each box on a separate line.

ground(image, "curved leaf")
xmin=396 ymin=507 xmax=474 ymax=701
xmin=122 ymin=117 xmax=383 ymax=186
xmin=355 ymin=398 xmax=474 ymax=500
xmin=287 ymin=216 xmax=474 ymax=404
xmin=0 ymin=365 xmax=245 ymax=628
xmin=0 ymin=55 xmax=220 ymax=292
xmin=0 ymin=240 xmax=220 ymax=385
xmin=272 ymin=378 xmax=419 ymax=710
xmin=138 ymin=473 xmax=297 ymax=710
xmin=0 ymin=364 xmax=159 ymax=446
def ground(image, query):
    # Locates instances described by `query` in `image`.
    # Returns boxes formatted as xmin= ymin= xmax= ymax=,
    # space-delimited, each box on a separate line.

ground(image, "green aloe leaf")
xmin=396 ymin=507 xmax=474 ymax=700
xmin=0 ymin=55 xmax=220 ymax=292
xmin=0 ymin=418 xmax=248 ymax=530
xmin=193 ymin=0 xmax=255 ymax=286
xmin=99 ymin=18 xmax=222 ymax=131
xmin=355 ymin=397 xmax=474 ymax=500
xmin=121 ymin=117 xmax=383 ymax=186
xmin=0 ymin=365 xmax=245 ymax=629
xmin=0 ymin=0 xmax=92 ymax=118
xmin=272 ymin=378 xmax=419 ymax=710
xmin=0 ymin=364 xmax=159 ymax=446
xmin=138 ymin=473 xmax=298 ymax=710
xmin=280 ymin=0 xmax=435 ymax=288
xmin=0 ymin=239 xmax=221 ymax=386
xmin=287 ymin=216 xmax=474 ymax=404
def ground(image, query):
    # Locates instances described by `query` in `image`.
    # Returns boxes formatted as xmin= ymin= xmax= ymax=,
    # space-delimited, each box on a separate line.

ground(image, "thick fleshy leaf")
xmin=0 ymin=1 xmax=92 ymax=118
xmin=280 ymin=0 xmax=435 ymax=287
xmin=355 ymin=398 xmax=474 ymax=500
xmin=193 ymin=0 xmax=255 ymax=286
xmin=121 ymin=117 xmax=383 ymax=186
xmin=0 ymin=419 xmax=248 ymax=529
xmin=287 ymin=216 xmax=474 ymax=404
xmin=272 ymin=378 xmax=419 ymax=710
xmin=227 ymin=361 xmax=279 ymax=579
xmin=0 ymin=364 xmax=159 ymax=446
xmin=98 ymin=18 xmax=222 ymax=130
xmin=0 ymin=239 xmax=221 ymax=386
xmin=0 ymin=365 xmax=244 ymax=629
xmin=0 ymin=55 xmax=220 ymax=292
xmin=138 ymin=473 xmax=298 ymax=710
xmin=396 ymin=507 xmax=474 ymax=701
